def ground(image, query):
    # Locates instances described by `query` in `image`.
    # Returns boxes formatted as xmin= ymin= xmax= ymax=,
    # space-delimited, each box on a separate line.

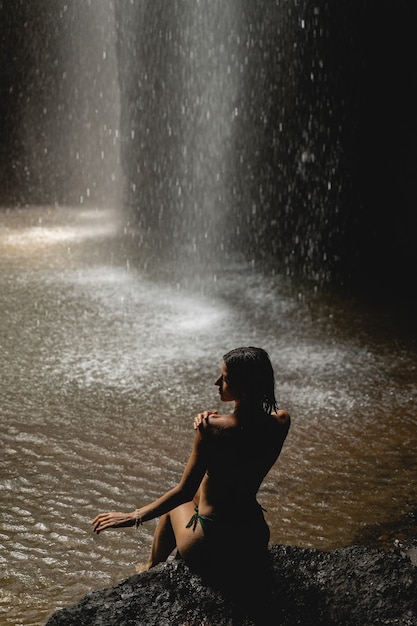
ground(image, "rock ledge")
xmin=45 ymin=544 xmax=417 ymax=626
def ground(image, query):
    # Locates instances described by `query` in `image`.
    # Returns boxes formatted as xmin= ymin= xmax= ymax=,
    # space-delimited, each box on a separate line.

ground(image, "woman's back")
xmin=197 ymin=409 xmax=290 ymax=514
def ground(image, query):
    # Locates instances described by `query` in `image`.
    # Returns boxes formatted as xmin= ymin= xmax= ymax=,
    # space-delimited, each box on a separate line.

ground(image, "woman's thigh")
xmin=169 ymin=502 xmax=206 ymax=564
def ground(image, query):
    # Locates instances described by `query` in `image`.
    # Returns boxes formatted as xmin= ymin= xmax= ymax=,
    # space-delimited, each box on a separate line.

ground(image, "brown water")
xmin=1 ymin=206 xmax=416 ymax=625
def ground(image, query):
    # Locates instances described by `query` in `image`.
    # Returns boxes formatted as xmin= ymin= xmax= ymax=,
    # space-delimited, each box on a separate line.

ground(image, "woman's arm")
xmin=92 ymin=429 xmax=208 ymax=534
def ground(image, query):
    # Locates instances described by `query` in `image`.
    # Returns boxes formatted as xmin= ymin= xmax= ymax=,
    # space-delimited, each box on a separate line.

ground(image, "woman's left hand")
xmin=193 ymin=410 xmax=218 ymax=430
xmin=92 ymin=511 xmax=135 ymax=534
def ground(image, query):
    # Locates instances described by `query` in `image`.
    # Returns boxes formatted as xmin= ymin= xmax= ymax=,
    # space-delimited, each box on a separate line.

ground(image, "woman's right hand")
xmin=92 ymin=511 xmax=135 ymax=534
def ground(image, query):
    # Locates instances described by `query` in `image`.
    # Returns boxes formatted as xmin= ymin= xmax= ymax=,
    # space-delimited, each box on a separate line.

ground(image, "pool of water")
xmin=1 ymin=205 xmax=416 ymax=625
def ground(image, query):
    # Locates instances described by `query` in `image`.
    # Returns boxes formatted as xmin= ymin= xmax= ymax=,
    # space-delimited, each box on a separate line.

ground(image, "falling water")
xmin=1 ymin=3 xmax=417 ymax=626
xmin=115 ymin=0 xmax=354 ymax=282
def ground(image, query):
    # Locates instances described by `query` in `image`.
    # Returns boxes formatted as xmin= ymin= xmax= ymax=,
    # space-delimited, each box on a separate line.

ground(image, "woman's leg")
xmin=168 ymin=501 xmax=205 ymax=566
xmin=143 ymin=513 xmax=176 ymax=569
xmin=144 ymin=501 xmax=201 ymax=570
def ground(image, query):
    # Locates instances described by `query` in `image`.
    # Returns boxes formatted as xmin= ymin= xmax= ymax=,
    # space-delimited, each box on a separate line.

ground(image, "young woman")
xmin=92 ymin=346 xmax=290 ymax=580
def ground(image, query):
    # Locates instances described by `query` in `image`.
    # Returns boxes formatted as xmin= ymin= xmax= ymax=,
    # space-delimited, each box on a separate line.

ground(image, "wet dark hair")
xmin=223 ymin=346 xmax=278 ymax=414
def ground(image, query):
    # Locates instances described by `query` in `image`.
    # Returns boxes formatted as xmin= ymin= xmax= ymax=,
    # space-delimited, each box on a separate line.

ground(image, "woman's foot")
xmin=135 ymin=562 xmax=149 ymax=573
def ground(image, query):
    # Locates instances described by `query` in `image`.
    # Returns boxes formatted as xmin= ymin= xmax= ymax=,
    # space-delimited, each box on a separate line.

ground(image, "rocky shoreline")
xmin=45 ymin=542 xmax=417 ymax=626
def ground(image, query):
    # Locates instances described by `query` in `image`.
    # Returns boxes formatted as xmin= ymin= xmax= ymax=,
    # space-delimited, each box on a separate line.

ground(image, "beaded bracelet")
xmin=135 ymin=509 xmax=142 ymax=529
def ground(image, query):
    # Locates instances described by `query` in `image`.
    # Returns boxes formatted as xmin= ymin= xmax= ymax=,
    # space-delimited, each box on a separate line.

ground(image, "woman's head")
xmin=222 ymin=347 xmax=278 ymax=414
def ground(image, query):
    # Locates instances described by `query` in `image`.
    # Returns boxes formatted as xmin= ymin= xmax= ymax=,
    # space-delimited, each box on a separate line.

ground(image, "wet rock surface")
xmin=352 ymin=509 xmax=417 ymax=557
xmin=45 ymin=544 xmax=417 ymax=626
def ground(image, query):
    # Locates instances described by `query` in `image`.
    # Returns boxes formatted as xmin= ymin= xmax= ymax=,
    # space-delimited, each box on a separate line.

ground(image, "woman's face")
xmin=214 ymin=362 xmax=239 ymax=402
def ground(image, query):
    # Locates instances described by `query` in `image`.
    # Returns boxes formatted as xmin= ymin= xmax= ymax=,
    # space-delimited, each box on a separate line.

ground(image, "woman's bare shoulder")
xmin=198 ymin=412 xmax=237 ymax=436
xmin=207 ymin=412 xmax=237 ymax=429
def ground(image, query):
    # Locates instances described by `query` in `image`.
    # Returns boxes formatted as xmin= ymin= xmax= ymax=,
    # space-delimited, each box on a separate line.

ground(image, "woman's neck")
xmin=233 ymin=400 xmax=264 ymax=419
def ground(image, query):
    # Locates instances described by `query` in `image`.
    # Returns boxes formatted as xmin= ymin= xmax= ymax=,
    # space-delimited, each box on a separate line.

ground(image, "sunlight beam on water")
xmin=1 ymin=207 xmax=120 ymax=249
xmin=2 ymin=210 xmax=118 ymax=249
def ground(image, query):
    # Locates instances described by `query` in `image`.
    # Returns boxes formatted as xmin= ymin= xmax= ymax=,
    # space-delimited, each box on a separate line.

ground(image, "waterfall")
xmin=115 ymin=0 xmax=351 ymax=281
xmin=1 ymin=0 xmax=416 ymax=296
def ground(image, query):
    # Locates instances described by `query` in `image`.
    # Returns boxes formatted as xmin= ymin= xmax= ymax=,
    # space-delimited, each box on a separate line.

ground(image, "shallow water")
xmin=1 ymin=206 xmax=416 ymax=625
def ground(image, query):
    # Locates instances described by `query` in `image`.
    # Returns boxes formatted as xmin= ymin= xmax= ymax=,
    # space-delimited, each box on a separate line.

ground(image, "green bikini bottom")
xmin=185 ymin=506 xmax=215 ymax=533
